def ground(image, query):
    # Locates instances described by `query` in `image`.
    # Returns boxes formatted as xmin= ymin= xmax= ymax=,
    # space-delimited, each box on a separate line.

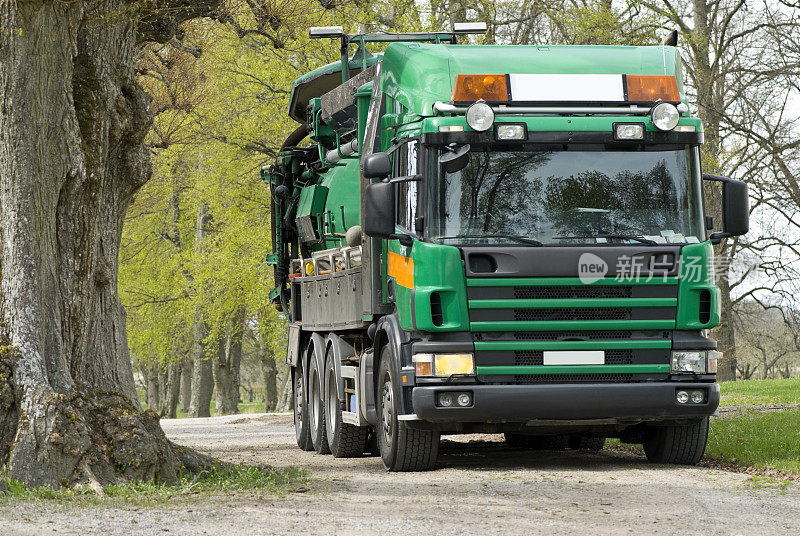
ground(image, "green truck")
xmin=266 ymin=25 xmax=749 ymax=471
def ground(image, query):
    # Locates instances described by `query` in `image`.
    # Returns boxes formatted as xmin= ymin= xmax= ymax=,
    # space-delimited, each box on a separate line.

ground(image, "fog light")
xmin=457 ymin=393 xmax=472 ymax=407
xmin=614 ymin=123 xmax=645 ymax=140
xmin=651 ymin=102 xmax=680 ymax=131
xmin=690 ymin=390 xmax=705 ymax=404
xmin=676 ymin=390 xmax=689 ymax=404
xmin=438 ymin=392 xmax=454 ymax=407
xmin=465 ymin=101 xmax=495 ymax=132
xmin=496 ymin=124 xmax=526 ymax=140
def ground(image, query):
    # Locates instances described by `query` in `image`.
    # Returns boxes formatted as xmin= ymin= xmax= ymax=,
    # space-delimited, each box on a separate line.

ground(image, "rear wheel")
xmin=308 ymin=355 xmax=330 ymax=454
xmin=644 ymin=417 xmax=708 ymax=465
xmin=377 ymin=345 xmax=439 ymax=471
xmin=293 ymin=366 xmax=313 ymax=451
xmin=325 ymin=350 xmax=369 ymax=458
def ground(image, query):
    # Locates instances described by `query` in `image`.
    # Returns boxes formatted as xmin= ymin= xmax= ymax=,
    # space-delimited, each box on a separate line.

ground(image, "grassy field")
xmin=719 ymin=378 xmax=800 ymax=406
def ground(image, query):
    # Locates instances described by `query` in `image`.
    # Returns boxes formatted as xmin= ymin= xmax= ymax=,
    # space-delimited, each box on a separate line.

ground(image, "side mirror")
xmin=363 ymin=181 xmax=395 ymax=238
xmin=439 ymin=143 xmax=471 ymax=173
xmin=363 ymin=152 xmax=391 ymax=179
xmin=703 ymin=174 xmax=749 ymax=243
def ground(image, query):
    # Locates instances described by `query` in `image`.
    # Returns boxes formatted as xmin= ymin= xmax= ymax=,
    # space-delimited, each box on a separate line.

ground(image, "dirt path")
xmin=3 ymin=413 xmax=799 ymax=535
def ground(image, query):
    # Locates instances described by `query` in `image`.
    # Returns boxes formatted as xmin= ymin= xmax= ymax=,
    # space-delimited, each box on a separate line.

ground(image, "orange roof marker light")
xmin=452 ymin=74 xmax=509 ymax=103
xmin=625 ymin=75 xmax=680 ymax=103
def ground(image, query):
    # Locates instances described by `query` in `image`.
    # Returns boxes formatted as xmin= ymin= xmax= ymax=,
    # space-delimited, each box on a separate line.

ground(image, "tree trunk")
xmin=160 ymin=360 xmax=181 ymax=418
xmin=146 ymin=364 xmax=161 ymax=410
xmin=213 ymin=309 xmax=244 ymax=416
xmin=180 ymin=358 xmax=193 ymax=413
xmin=187 ymin=203 xmax=213 ymax=418
xmin=262 ymin=354 xmax=278 ymax=412
xmin=277 ymin=367 xmax=293 ymax=412
xmin=0 ymin=0 xmax=222 ymax=487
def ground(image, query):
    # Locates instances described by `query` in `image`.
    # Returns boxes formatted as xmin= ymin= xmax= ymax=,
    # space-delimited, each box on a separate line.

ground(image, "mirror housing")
xmin=703 ymin=174 xmax=749 ymax=243
xmin=363 ymin=152 xmax=392 ymax=179
xmin=439 ymin=144 xmax=471 ymax=173
xmin=363 ymin=181 xmax=395 ymax=238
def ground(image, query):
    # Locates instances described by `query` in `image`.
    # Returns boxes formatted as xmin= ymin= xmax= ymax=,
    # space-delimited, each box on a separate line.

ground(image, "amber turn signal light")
xmin=625 ymin=75 xmax=680 ymax=102
xmin=452 ymin=74 xmax=509 ymax=103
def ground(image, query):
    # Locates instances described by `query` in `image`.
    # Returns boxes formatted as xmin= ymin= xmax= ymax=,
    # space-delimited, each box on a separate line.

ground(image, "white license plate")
xmin=543 ymin=351 xmax=605 ymax=366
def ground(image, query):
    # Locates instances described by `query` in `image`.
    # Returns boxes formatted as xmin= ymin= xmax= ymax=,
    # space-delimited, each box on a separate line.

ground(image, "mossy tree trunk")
xmin=0 ymin=0 xmax=218 ymax=487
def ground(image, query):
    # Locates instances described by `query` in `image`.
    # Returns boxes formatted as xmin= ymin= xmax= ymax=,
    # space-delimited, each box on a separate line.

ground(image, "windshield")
xmin=427 ymin=147 xmax=705 ymax=245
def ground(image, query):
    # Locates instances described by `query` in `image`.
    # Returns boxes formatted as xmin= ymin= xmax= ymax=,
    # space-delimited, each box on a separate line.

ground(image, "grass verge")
xmin=0 ymin=464 xmax=309 ymax=506
xmin=705 ymin=409 xmax=800 ymax=477
xmin=719 ymin=378 xmax=800 ymax=406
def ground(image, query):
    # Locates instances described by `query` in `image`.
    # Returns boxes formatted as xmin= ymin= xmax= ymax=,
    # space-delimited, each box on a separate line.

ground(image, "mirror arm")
xmin=389 ymin=174 xmax=422 ymax=184
xmin=709 ymin=231 xmax=730 ymax=245
xmin=391 ymin=233 xmax=414 ymax=247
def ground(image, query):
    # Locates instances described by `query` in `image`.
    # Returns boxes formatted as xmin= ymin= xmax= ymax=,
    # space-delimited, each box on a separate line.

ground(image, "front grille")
xmin=514 ymin=308 xmax=632 ymax=322
xmin=510 ymin=330 xmax=670 ymax=341
xmin=514 ymin=285 xmax=632 ymax=299
xmin=514 ymin=373 xmax=634 ymax=384
xmin=514 ymin=350 xmax=633 ymax=366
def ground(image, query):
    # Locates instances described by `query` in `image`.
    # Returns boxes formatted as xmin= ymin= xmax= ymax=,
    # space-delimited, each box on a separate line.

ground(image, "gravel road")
xmin=2 ymin=412 xmax=799 ymax=535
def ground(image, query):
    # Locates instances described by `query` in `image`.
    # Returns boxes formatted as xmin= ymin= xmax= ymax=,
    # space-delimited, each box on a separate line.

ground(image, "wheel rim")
xmin=309 ymin=367 xmax=319 ymax=435
xmin=327 ymin=367 xmax=338 ymax=436
xmin=380 ymin=375 xmax=393 ymax=448
xmin=293 ymin=372 xmax=303 ymax=428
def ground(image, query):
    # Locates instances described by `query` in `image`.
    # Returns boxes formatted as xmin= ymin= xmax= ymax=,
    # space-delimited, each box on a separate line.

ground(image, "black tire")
xmin=308 ymin=354 xmax=330 ymax=454
xmin=324 ymin=350 xmax=369 ymax=458
xmin=568 ymin=435 xmax=606 ymax=451
xmin=504 ymin=432 xmax=533 ymax=449
xmin=293 ymin=366 xmax=313 ymax=451
xmin=643 ymin=417 xmax=709 ymax=465
xmin=377 ymin=345 xmax=439 ymax=471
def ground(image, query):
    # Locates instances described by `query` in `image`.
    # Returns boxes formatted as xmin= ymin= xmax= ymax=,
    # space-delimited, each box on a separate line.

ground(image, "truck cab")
xmin=267 ymin=27 xmax=748 ymax=471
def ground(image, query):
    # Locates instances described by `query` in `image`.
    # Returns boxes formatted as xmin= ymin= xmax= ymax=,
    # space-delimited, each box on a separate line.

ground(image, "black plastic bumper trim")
xmin=411 ymin=382 xmax=719 ymax=423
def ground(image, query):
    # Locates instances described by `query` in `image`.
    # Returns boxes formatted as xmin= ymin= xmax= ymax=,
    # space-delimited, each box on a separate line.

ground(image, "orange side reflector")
xmin=452 ymin=74 xmax=509 ymax=103
xmin=625 ymin=75 xmax=680 ymax=103
xmin=402 ymin=375 xmax=408 ymax=384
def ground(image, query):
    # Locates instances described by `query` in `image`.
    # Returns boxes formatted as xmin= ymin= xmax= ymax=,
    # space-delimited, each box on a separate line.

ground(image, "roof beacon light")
xmin=466 ymin=101 xmax=495 ymax=131
xmin=309 ymin=26 xmax=344 ymax=39
xmin=452 ymin=74 xmax=508 ymax=103
xmin=626 ymin=75 xmax=680 ymax=103
xmin=651 ymin=102 xmax=680 ymax=131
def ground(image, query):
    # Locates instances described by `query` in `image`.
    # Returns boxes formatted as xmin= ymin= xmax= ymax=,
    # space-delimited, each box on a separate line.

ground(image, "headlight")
xmin=671 ymin=351 xmax=708 ymax=374
xmin=414 ymin=353 xmax=475 ymax=377
xmin=465 ymin=101 xmax=495 ymax=131
xmin=651 ymin=102 xmax=680 ymax=131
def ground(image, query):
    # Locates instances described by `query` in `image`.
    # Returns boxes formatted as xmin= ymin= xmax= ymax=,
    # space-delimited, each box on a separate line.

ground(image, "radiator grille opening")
xmin=514 ymin=286 xmax=632 ymax=299
xmin=513 ymin=308 xmax=632 ymax=322
xmin=513 ymin=373 xmax=634 ymax=384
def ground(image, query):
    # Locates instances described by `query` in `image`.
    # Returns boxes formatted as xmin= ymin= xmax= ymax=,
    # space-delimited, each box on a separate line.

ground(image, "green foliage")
xmin=719 ymin=378 xmax=800 ymax=406
xmin=706 ymin=410 xmax=800 ymax=475
xmin=0 ymin=464 xmax=308 ymax=506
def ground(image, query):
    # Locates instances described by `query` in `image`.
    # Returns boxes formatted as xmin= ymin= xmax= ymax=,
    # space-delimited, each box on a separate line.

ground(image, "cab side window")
xmin=394 ymin=140 xmax=418 ymax=232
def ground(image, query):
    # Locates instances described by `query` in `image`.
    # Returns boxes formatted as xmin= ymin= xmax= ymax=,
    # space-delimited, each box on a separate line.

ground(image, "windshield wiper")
xmin=552 ymin=234 xmax=658 ymax=246
xmin=436 ymin=234 xmax=544 ymax=247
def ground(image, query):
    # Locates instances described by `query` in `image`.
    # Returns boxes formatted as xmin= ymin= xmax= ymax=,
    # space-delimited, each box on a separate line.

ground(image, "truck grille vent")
xmin=513 ymin=286 xmax=632 ymax=300
xmin=513 ymin=308 xmax=631 ymax=322
xmin=514 ymin=350 xmax=633 ymax=366
xmin=514 ymin=373 xmax=634 ymax=384
xmin=510 ymin=330 xmax=670 ymax=341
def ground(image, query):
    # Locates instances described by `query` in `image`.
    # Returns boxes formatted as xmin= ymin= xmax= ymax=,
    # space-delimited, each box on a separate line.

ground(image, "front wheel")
xmin=377 ymin=345 xmax=439 ymax=471
xmin=293 ymin=366 xmax=313 ymax=451
xmin=643 ymin=417 xmax=708 ymax=465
